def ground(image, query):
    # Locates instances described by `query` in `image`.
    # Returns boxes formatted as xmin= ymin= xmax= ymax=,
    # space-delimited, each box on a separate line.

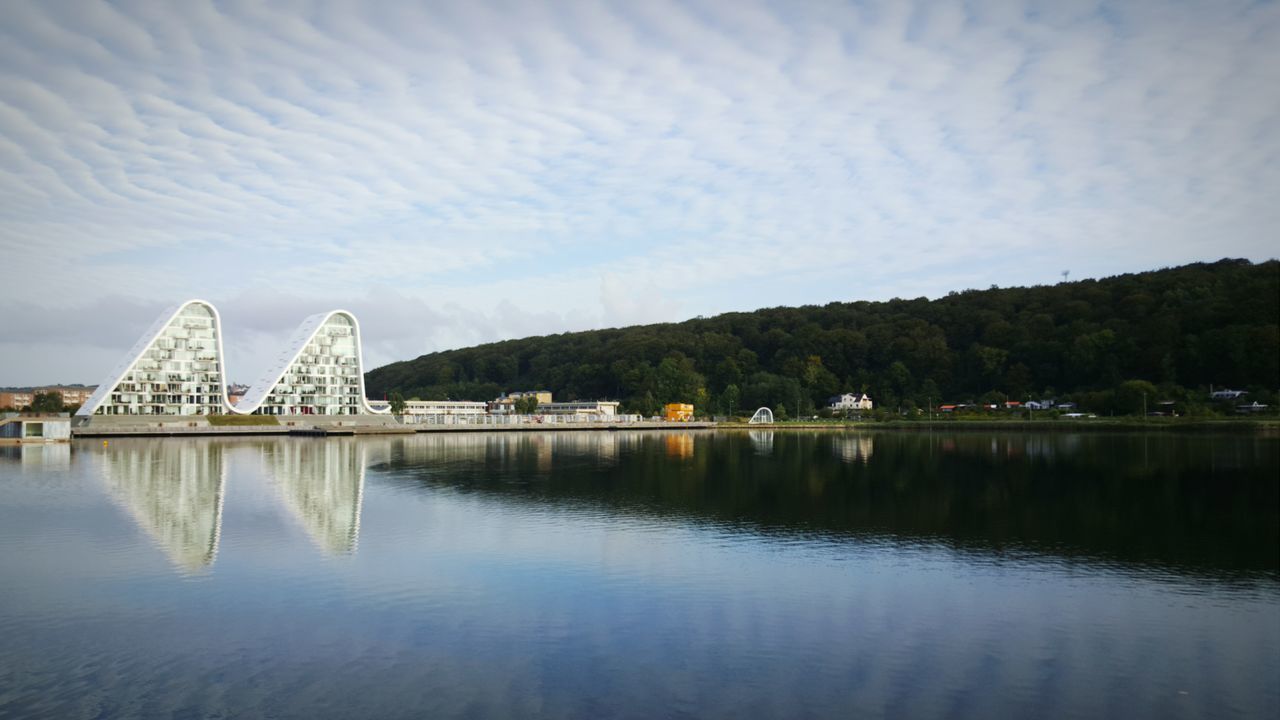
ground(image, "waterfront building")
xmin=76 ymin=301 xmax=387 ymax=419
xmin=402 ymin=400 xmax=488 ymax=419
xmin=664 ymin=403 xmax=694 ymax=421
xmin=0 ymin=413 xmax=72 ymax=442
xmin=489 ymin=390 xmax=553 ymax=414
xmin=539 ymin=401 xmax=620 ymax=417
xmin=77 ymin=300 xmax=230 ymax=417
xmin=234 ymin=310 xmax=384 ymax=416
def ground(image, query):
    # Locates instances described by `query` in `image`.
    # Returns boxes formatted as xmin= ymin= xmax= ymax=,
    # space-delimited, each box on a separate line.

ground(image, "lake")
xmin=0 ymin=430 xmax=1276 ymax=719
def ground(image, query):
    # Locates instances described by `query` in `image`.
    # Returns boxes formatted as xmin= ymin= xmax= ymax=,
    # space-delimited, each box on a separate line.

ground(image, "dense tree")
xmin=365 ymin=260 xmax=1279 ymax=416
xmin=29 ymin=392 xmax=65 ymax=413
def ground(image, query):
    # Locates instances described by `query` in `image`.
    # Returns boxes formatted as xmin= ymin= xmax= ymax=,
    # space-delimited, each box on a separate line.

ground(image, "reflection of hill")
xmin=382 ymin=431 xmax=1280 ymax=581
xmin=100 ymin=439 xmax=225 ymax=572
xmin=266 ymin=440 xmax=366 ymax=555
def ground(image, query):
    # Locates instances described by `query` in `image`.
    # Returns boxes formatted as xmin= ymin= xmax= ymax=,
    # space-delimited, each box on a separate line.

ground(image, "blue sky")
xmin=1 ymin=0 xmax=1276 ymax=386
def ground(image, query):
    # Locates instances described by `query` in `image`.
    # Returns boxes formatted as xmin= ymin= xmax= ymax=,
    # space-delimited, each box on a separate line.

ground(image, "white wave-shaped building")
xmin=77 ymin=300 xmax=386 ymax=417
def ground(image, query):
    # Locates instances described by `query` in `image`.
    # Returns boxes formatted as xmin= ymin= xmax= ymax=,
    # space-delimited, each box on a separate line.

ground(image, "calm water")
xmin=0 ymin=431 xmax=1276 ymax=719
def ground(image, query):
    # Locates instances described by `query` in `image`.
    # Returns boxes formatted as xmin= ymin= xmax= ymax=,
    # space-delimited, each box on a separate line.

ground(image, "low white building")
xmin=401 ymin=400 xmax=488 ymax=421
xmin=0 ymin=413 xmax=71 ymax=442
xmin=828 ymin=393 xmax=873 ymax=412
xmin=539 ymin=401 xmax=620 ymax=417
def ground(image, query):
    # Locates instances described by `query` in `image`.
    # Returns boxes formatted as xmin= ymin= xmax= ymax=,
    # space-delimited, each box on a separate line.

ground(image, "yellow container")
xmin=663 ymin=403 xmax=694 ymax=422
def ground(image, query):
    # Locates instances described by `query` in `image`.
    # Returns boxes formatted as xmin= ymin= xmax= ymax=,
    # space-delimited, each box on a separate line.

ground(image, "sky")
xmin=1 ymin=0 xmax=1276 ymax=387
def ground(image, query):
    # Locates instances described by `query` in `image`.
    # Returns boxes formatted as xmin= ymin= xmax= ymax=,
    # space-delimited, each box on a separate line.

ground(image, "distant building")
xmin=41 ymin=387 xmax=95 ymax=405
xmin=1 ymin=388 xmax=96 ymax=409
xmin=1210 ymin=389 xmax=1246 ymax=400
xmin=490 ymin=390 xmax=553 ymax=414
xmin=1026 ymin=400 xmax=1055 ymax=410
xmin=827 ymin=393 xmax=873 ymax=412
xmin=540 ymin=401 xmax=620 ymax=417
xmin=402 ymin=400 xmax=487 ymax=418
xmin=0 ymin=392 xmax=34 ymax=409
xmin=664 ymin=403 xmax=694 ymax=422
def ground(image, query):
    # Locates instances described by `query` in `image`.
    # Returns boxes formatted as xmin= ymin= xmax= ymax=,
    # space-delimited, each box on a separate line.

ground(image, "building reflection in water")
xmin=664 ymin=433 xmax=695 ymax=460
xmin=395 ymin=431 xmax=639 ymax=472
xmin=99 ymin=439 xmax=225 ymax=573
xmin=831 ymin=434 xmax=874 ymax=464
xmin=265 ymin=439 xmax=367 ymax=555
xmin=747 ymin=430 xmax=774 ymax=455
xmin=0 ymin=443 xmax=72 ymax=469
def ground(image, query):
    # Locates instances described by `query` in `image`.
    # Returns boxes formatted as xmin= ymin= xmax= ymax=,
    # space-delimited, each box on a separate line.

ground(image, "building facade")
xmin=77 ymin=300 xmax=386 ymax=419
xmin=828 ymin=393 xmax=873 ymax=412
xmin=0 ymin=392 xmax=34 ymax=409
xmin=539 ymin=401 xmax=620 ymax=417
xmin=77 ymin=300 xmax=230 ymax=417
xmin=235 ymin=311 xmax=383 ymax=416
xmin=401 ymin=400 xmax=488 ymax=420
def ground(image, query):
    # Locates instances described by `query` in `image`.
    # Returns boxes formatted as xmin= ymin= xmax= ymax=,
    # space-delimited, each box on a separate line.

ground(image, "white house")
xmin=828 ymin=393 xmax=873 ymax=412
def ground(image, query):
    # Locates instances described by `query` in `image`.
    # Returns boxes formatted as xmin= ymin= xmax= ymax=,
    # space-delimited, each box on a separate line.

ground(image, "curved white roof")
xmin=232 ymin=309 xmax=387 ymax=415
xmin=77 ymin=299 xmax=231 ymax=417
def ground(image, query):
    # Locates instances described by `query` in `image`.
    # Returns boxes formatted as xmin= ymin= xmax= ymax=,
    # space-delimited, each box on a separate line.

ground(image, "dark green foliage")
xmin=365 ymin=259 xmax=1279 ymax=415
xmin=29 ymin=392 xmax=65 ymax=413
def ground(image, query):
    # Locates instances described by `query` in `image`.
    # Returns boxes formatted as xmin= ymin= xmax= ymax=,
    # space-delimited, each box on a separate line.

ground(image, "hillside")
xmin=365 ymin=259 xmax=1279 ymax=417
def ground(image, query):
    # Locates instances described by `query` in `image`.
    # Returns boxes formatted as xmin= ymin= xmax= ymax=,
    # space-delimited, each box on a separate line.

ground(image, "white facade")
xmin=235 ymin=311 xmax=385 ymax=416
xmin=828 ymin=393 xmax=873 ymax=412
xmin=77 ymin=300 xmax=230 ymax=417
xmin=539 ymin=401 xmax=620 ymax=416
xmin=80 ymin=300 xmax=387 ymax=418
xmin=403 ymin=400 xmax=488 ymax=415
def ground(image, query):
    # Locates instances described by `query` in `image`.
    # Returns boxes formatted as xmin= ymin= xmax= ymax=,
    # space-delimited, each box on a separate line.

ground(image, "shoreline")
xmin=65 ymin=417 xmax=1278 ymax=438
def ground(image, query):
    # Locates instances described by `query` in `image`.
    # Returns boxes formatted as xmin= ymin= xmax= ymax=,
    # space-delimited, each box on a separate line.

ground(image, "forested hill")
xmin=365 ymin=259 xmax=1279 ymax=416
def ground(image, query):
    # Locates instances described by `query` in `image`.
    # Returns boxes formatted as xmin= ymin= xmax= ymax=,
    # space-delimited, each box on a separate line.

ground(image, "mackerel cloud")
xmin=0 ymin=0 xmax=1276 ymax=384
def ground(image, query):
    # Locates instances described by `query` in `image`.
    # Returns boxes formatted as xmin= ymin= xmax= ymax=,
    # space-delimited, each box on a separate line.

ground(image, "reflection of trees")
xmin=385 ymin=431 xmax=1280 ymax=580
xmin=266 ymin=439 xmax=367 ymax=555
xmin=100 ymin=439 xmax=224 ymax=572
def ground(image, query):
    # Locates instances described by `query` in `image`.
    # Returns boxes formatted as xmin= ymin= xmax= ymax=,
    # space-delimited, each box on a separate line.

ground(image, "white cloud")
xmin=0 ymin=0 xmax=1276 ymax=384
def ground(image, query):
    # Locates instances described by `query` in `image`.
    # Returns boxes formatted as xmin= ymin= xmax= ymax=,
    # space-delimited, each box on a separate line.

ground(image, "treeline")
xmin=364 ymin=259 xmax=1279 ymax=417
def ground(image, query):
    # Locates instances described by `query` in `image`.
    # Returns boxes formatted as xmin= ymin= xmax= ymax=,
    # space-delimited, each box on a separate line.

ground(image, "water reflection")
xmin=264 ymin=439 xmax=370 ymax=555
xmin=99 ymin=439 xmax=225 ymax=572
xmin=384 ymin=430 xmax=1280 ymax=580
xmin=747 ymin=429 xmax=773 ymax=454
xmin=830 ymin=433 xmax=874 ymax=464
xmin=0 ymin=443 xmax=72 ymax=469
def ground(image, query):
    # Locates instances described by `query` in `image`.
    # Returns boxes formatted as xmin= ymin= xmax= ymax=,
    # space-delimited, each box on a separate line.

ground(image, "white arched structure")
xmin=232 ymin=310 xmax=387 ymax=416
xmin=748 ymin=407 xmax=774 ymax=424
xmin=77 ymin=300 xmax=231 ymax=417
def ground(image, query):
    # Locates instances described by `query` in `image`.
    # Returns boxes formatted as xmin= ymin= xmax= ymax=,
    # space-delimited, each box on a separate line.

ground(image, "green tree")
xmin=722 ymin=383 xmax=741 ymax=417
xmin=30 ymin=392 xmax=64 ymax=413
xmin=389 ymin=391 xmax=406 ymax=415
xmin=1115 ymin=379 xmax=1158 ymax=416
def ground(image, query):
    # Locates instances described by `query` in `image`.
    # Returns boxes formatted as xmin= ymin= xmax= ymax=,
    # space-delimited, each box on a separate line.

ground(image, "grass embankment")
xmin=206 ymin=414 xmax=280 ymax=427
